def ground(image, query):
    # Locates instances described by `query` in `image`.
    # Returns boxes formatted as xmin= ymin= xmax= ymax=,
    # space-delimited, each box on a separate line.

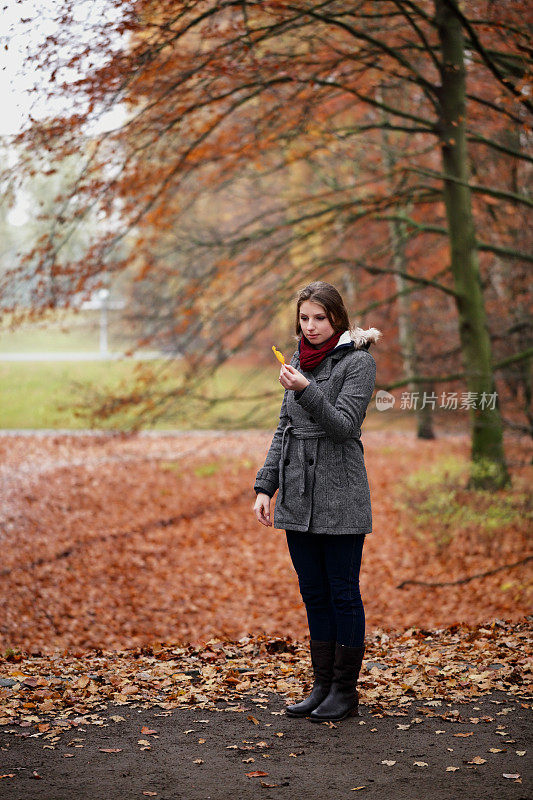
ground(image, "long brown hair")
xmin=295 ymin=281 xmax=350 ymax=337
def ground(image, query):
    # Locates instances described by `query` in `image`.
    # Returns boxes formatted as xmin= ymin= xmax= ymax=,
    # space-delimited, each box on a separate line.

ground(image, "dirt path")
xmin=0 ymin=690 xmax=530 ymax=800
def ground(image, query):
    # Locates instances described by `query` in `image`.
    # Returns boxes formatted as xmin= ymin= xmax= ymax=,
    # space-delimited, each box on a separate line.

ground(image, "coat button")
xmin=284 ymin=458 xmax=290 ymax=466
xmin=308 ymin=458 xmax=314 ymax=465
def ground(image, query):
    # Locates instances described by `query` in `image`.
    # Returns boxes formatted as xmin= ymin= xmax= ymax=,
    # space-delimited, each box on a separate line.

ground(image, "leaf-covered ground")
xmin=0 ymin=622 xmax=531 ymax=798
xmin=0 ymin=431 xmax=530 ymax=653
xmin=0 ymin=619 xmax=531 ymax=727
xmin=0 ymin=432 xmax=531 ymax=797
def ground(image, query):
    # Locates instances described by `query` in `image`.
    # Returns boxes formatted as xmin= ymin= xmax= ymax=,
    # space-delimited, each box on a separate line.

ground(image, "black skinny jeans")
xmin=285 ymin=531 xmax=366 ymax=647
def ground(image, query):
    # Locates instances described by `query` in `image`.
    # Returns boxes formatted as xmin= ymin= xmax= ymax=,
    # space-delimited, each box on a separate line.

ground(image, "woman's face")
xmin=299 ymin=300 xmax=335 ymax=345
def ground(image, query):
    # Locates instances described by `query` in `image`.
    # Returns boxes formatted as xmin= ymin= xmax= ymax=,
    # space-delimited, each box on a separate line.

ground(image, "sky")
xmin=1 ymin=0 xmax=127 ymax=225
xmin=0 ymin=0 xmax=126 ymax=137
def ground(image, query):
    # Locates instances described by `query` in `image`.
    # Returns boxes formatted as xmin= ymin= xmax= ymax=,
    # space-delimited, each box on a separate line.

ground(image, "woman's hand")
xmin=279 ymin=364 xmax=310 ymax=392
xmin=254 ymin=492 xmax=272 ymax=527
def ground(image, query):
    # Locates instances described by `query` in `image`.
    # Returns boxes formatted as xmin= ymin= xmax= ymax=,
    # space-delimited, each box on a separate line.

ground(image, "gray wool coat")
xmin=254 ymin=328 xmax=380 ymax=535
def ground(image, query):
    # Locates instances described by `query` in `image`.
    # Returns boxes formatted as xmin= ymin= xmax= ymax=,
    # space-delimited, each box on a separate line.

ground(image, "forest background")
xmin=0 ymin=0 xmax=531 ymax=657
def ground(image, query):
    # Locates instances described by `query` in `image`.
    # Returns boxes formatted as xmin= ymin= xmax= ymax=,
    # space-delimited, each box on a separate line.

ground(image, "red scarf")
xmin=299 ymin=331 xmax=343 ymax=371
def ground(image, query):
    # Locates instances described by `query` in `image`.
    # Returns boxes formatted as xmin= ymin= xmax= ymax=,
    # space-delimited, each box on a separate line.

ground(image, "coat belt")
xmin=279 ymin=422 xmax=362 ymax=503
xmin=279 ymin=423 xmax=327 ymax=502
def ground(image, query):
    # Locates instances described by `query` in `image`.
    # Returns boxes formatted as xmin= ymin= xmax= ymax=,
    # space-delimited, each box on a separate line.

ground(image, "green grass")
xmin=0 ymin=314 xmax=396 ymax=431
xmin=1 ymin=311 xmax=102 ymax=353
xmin=0 ymin=325 xmax=100 ymax=353
xmin=402 ymin=455 xmax=469 ymax=492
xmin=1 ymin=360 xmax=135 ymax=428
xmin=0 ymin=312 xmax=292 ymax=429
xmin=396 ymin=455 xmax=531 ymax=548
xmin=159 ymin=456 xmax=256 ymax=481
xmin=193 ymin=462 xmax=221 ymax=478
xmin=0 ymin=356 xmax=393 ymax=431
xmin=0 ymin=359 xmax=287 ymax=430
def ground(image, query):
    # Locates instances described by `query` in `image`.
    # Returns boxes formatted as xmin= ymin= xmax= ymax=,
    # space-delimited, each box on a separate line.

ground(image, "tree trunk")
xmin=379 ymin=88 xmax=435 ymax=440
xmin=435 ymin=0 xmax=510 ymax=488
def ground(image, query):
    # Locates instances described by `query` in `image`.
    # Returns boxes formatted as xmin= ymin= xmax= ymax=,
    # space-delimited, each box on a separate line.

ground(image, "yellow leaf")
xmin=272 ymin=345 xmax=285 ymax=364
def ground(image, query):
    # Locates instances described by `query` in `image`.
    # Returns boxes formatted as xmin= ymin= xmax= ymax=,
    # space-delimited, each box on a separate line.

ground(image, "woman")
xmin=253 ymin=281 xmax=381 ymax=722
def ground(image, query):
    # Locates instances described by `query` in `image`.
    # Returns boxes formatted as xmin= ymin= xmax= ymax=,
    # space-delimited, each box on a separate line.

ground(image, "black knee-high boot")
xmin=285 ymin=640 xmax=336 ymax=718
xmin=309 ymin=642 xmax=365 ymax=722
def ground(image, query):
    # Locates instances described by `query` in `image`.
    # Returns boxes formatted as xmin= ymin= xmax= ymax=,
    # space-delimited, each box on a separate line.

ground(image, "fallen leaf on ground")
xmin=99 ymin=748 xmax=122 ymax=753
xmin=1 ymin=432 xmax=530 ymax=661
xmin=245 ymin=770 xmax=269 ymax=777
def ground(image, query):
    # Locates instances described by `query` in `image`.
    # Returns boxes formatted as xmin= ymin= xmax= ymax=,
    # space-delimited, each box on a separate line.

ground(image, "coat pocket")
xmin=329 ymin=440 xmax=349 ymax=489
xmin=342 ymin=439 xmax=371 ymax=501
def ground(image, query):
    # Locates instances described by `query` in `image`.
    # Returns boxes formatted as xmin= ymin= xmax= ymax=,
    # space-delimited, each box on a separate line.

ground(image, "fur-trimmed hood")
xmin=335 ymin=327 xmax=382 ymax=351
